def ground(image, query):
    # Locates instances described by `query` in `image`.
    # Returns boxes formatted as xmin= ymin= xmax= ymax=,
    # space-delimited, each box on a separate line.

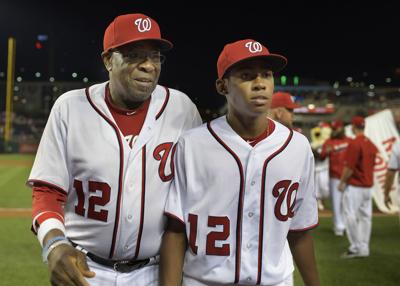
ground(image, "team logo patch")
xmin=153 ymin=142 xmax=176 ymax=182
xmin=245 ymin=41 xmax=263 ymax=53
xmin=272 ymin=180 xmax=298 ymax=221
xmin=134 ymin=17 xmax=152 ymax=32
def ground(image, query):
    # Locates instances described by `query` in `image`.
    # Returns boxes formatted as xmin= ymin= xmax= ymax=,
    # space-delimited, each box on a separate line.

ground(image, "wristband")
xmin=42 ymin=236 xmax=71 ymax=263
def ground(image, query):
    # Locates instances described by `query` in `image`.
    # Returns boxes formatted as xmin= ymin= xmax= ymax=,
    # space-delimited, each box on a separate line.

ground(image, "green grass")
xmin=0 ymin=216 xmax=398 ymax=285
xmin=0 ymin=218 xmax=48 ymax=286
xmin=0 ymin=154 xmax=34 ymax=208
xmin=294 ymin=216 xmax=400 ymax=286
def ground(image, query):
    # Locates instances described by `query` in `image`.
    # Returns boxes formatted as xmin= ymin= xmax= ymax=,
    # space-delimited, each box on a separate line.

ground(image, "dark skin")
xmin=160 ymin=59 xmax=320 ymax=286
xmin=44 ymin=40 xmax=164 ymax=286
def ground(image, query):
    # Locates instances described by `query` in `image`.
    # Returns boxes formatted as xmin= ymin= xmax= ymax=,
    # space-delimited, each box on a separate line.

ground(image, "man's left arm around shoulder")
xmin=288 ymin=230 xmax=320 ymax=286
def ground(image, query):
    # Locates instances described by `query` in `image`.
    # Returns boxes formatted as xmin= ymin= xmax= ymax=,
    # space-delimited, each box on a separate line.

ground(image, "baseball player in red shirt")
xmin=160 ymin=39 xmax=320 ymax=286
xmin=320 ymin=119 xmax=352 ymax=236
xmin=338 ymin=116 xmax=378 ymax=258
xmin=27 ymin=13 xmax=202 ymax=285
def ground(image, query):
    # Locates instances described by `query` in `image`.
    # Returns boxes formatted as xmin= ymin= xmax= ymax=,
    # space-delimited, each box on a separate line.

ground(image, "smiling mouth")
xmin=135 ymin=78 xmax=153 ymax=83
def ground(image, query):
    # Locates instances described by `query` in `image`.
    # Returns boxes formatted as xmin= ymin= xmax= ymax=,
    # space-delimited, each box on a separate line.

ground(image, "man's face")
xmin=221 ymin=59 xmax=275 ymax=118
xmin=273 ymin=107 xmax=294 ymax=128
xmin=104 ymin=41 xmax=163 ymax=104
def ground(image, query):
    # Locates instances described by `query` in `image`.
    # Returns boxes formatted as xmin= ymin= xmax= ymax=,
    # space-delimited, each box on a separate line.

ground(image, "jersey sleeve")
xmin=165 ymin=139 xmax=186 ymax=224
xmin=388 ymin=141 xmax=400 ymax=170
xmin=290 ymin=145 xmax=319 ymax=231
xmin=27 ymin=100 xmax=70 ymax=192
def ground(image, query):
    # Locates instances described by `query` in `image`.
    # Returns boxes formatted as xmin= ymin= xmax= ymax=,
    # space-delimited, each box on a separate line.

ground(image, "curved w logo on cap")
xmin=134 ymin=17 xmax=152 ymax=32
xmin=245 ymin=41 xmax=263 ymax=53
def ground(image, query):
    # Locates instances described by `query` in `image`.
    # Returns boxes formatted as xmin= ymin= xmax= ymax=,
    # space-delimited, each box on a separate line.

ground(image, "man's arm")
xmin=288 ymin=231 xmax=320 ymax=286
xmin=383 ymin=169 xmax=396 ymax=208
xmin=32 ymin=186 xmax=95 ymax=286
xmin=160 ymin=217 xmax=187 ymax=286
xmin=338 ymin=166 xmax=353 ymax=192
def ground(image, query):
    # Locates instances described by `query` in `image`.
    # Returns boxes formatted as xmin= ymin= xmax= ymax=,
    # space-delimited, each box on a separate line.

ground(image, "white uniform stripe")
xmin=85 ymin=87 xmax=125 ymax=259
xmin=257 ymin=129 xmax=293 ymax=284
xmin=207 ymin=122 xmax=244 ymax=284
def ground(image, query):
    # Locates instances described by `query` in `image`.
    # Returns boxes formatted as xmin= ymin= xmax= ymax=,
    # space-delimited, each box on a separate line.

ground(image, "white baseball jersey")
xmin=388 ymin=141 xmax=400 ymax=170
xmin=165 ymin=116 xmax=318 ymax=286
xmin=28 ymin=81 xmax=202 ymax=260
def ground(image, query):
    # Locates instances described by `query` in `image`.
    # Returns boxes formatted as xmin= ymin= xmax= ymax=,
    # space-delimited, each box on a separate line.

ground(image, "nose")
xmin=137 ymin=59 xmax=156 ymax=72
xmin=252 ymin=74 xmax=267 ymax=90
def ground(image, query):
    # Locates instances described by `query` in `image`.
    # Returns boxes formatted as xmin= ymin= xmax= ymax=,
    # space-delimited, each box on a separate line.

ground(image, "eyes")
xmin=237 ymin=70 xmax=273 ymax=81
xmin=113 ymin=49 xmax=166 ymax=64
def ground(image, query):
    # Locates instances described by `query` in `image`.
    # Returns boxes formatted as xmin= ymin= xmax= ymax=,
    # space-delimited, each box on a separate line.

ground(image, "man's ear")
xmin=102 ymin=52 xmax=112 ymax=71
xmin=216 ymin=79 xmax=228 ymax=96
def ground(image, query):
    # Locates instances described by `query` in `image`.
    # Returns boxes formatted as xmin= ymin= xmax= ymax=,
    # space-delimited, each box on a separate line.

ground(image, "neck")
xmin=226 ymin=111 xmax=268 ymax=138
xmin=108 ymin=82 xmax=144 ymax=110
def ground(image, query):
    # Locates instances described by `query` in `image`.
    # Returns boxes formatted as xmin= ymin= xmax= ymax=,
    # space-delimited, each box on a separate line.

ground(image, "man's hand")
xmin=48 ymin=243 xmax=95 ymax=286
xmin=384 ymin=192 xmax=393 ymax=209
xmin=338 ymin=182 xmax=346 ymax=192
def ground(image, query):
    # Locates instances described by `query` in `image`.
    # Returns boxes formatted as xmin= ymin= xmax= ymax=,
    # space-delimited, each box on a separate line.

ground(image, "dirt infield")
xmin=0 ymin=208 xmax=31 ymax=217
xmin=0 ymin=160 xmax=34 ymax=167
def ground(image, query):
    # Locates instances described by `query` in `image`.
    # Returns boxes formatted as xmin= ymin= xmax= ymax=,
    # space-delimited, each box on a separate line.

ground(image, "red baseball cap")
xmin=352 ymin=116 xmax=365 ymax=128
xmin=217 ymin=39 xmax=287 ymax=79
xmin=103 ymin=13 xmax=173 ymax=53
xmin=331 ymin=119 xmax=344 ymax=130
xmin=270 ymin=92 xmax=300 ymax=110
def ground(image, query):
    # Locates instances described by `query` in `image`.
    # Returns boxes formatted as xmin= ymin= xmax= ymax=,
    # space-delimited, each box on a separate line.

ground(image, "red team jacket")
xmin=320 ymin=137 xmax=352 ymax=179
xmin=343 ymin=134 xmax=378 ymax=187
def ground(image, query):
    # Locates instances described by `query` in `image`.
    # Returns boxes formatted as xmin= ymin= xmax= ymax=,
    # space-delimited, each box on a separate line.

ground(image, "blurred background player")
xmin=319 ymin=119 xmax=351 ymax=236
xmin=310 ymin=123 xmax=332 ymax=211
xmin=269 ymin=91 xmax=300 ymax=129
xmin=383 ymin=140 xmax=400 ymax=209
xmin=338 ymin=116 xmax=378 ymax=258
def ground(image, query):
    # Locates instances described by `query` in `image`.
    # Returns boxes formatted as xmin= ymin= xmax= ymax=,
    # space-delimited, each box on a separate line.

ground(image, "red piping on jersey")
xmin=134 ymin=146 xmax=147 ymax=259
xmin=257 ymin=128 xmax=293 ymax=285
xmin=27 ymin=179 xmax=68 ymax=196
xmin=155 ymin=87 xmax=170 ymax=120
xmin=85 ymin=87 xmax=124 ymax=259
xmin=207 ymin=122 xmax=244 ymax=284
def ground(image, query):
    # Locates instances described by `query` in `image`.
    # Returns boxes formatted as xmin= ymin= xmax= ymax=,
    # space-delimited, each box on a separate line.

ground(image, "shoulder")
xmin=157 ymin=86 xmax=197 ymax=107
xmin=179 ymin=122 xmax=209 ymax=142
xmin=53 ymin=82 xmax=106 ymax=108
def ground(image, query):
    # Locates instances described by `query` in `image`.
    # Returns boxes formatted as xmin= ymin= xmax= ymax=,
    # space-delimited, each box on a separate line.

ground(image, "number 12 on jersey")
xmin=188 ymin=214 xmax=231 ymax=256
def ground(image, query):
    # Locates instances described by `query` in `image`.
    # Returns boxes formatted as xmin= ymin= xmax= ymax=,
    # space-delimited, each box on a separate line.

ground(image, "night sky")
xmin=1 ymin=0 xmax=399 ymax=108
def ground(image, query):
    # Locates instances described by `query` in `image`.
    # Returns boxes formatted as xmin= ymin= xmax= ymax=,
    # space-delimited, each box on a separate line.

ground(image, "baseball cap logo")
xmin=245 ymin=41 xmax=263 ymax=53
xmin=134 ymin=17 xmax=152 ymax=32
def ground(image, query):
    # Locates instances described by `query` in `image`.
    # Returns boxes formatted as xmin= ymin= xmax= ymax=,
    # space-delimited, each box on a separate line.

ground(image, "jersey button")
xmin=247 ymin=277 xmax=252 ymax=282
xmin=127 ymin=215 xmax=132 ymax=220
xmin=246 ymin=243 xmax=252 ymax=249
xmin=248 ymin=212 xmax=254 ymax=217
xmin=124 ymin=245 xmax=129 ymax=250
xmin=251 ymin=181 xmax=256 ymax=186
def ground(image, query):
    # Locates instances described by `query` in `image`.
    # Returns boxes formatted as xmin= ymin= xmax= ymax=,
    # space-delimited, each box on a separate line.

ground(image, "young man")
xmin=28 ymin=13 xmax=202 ymax=286
xmin=160 ymin=39 xmax=320 ymax=286
xmin=338 ymin=116 xmax=378 ymax=258
xmin=269 ymin=91 xmax=300 ymax=129
xmin=320 ymin=119 xmax=352 ymax=236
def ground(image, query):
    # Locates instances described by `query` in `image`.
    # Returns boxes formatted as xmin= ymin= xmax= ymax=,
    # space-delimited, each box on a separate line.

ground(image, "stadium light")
xmin=280 ymin=75 xmax=287 ymax=85
xmin=293 ymin=76 xmax=299 ymax=86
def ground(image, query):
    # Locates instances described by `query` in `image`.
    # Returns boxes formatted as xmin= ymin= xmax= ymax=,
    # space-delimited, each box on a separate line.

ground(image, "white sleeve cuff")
xmin=37 ymin=218 xmax=66 ymax=247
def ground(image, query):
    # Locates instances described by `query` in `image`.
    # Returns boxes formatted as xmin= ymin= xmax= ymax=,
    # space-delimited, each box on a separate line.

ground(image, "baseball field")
xmin=1 ymin=154 xmax=399 ymax=286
